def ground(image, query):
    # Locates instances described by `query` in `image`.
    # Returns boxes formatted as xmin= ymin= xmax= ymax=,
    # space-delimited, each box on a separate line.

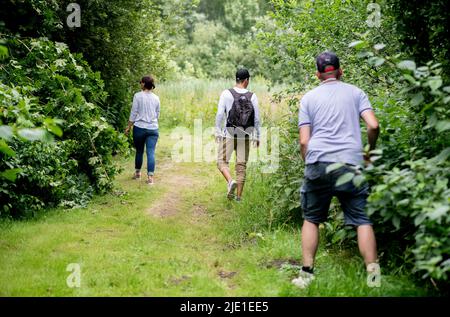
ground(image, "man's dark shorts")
xmin=301 ymin=162 xmax=372 ymax=226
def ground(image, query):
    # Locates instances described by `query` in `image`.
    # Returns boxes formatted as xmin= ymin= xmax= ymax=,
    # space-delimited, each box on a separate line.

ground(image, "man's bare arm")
xmin=361 ymin=110 xmax=380 ymax=151
xmin=299 ymin=126 xmax=311 ymax=161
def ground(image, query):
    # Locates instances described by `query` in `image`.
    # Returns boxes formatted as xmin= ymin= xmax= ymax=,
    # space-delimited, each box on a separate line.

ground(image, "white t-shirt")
xmin=129 ymin=91 xmax=160 ymax=130
xmin=215 ymin=87 xmax=261 ymax=140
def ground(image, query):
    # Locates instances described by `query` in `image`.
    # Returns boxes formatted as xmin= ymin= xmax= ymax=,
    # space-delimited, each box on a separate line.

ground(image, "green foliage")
xmin=367 ymin=154 xmax=449 ymax=281
xmin=224 ymin=0 xmax=260 ymax=33
xmin=267 ymin=95 xmax=303 ymax=224
xmin=0 ymin=38 xmax=126 ymax=217
xmin=172 ymin=0 xmax=270 ymax=79
xmin=1 ymin=0 xmax=271 ymax=87
xmin=157 ymin=79 xmax=228 ymax=128
xmin=0 ymin=0 xmax=183 ymax=129
xmin=352 ymin=38 xmax=450 ymax=282
xmin=0 ymin=82 xmax=63 ymax=182
xmin=62 ymin=0 xmax=183 ymax=129
xmin=0 ymin=0 xmax=447 ymax=289
xmin=0 ymin=141 xmax=433 ymax=296
xmin=254 ymin=0 xmax=390 ymax=85
xmin=387 ymin=0 xmax=450 ymax=80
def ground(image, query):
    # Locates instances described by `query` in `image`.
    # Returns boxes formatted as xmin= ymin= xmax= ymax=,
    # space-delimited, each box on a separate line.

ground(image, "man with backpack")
xmin=293 ymin=52 xmax=381 ymax=288
xmin=215 ymin=68 xmax=261 ymax=201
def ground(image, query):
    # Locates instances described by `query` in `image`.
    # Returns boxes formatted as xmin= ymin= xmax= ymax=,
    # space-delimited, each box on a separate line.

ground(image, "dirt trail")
xmin=145 ymin=161 xmax=202 ymax=218
xmin=140 ymin=157 xmax=243 ymax=290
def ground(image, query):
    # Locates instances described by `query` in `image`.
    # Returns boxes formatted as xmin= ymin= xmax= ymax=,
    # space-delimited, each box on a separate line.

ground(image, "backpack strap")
xmin=229 ymin=88 xmax=253 ymax=101
xmin=244 ymin=91 xmax=253 ymax=101
xmin=228 ymin=88 xmax=241 ymax=101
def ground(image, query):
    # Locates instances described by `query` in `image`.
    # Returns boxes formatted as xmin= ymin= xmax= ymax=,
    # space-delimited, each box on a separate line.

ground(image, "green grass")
xmin=157 ymin=78 xmax=287 ymax=129
xmin=0 ymin=128 xmax=432 ymax=296
xmin=0 ymin=81 xmax=434 ymax=297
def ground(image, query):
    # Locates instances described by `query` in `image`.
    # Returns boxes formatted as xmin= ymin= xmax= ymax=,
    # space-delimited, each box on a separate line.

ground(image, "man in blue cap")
xmin=293 ymin=52 xmax=381 ymax=288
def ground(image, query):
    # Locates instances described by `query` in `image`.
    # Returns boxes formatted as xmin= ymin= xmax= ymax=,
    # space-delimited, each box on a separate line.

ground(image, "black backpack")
xmin=226 ymin=88 xmax=255 ymax=130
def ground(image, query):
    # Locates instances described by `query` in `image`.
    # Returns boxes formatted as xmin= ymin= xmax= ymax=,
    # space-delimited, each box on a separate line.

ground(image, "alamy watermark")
xmin=66 ymin=263 xmax=81 ymax=288
xmin=366 ymin=3 xmax=381 ymax=28
xmin=169 ymin=119 xmax=280 ymax=173
xmin=367 ymin=272 xmax=381 ymax=288
xmin=66 ymin=3 xmax=81 ymax=28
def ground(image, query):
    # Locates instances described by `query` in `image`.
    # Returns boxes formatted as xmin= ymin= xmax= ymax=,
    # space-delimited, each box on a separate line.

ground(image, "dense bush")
xmin=1 ymin=1 xmax=155 ymax=216
xmin=387 ymin=0 xmax=450 ymax=81
xmin=362 ymin=52 xmax=450 ymax=282
xmin=367 ymin=154 xmax=449 ymax=280
xmin=0 ymin=38 xmax=126 ymax=217
xmin=347 ymin=34 xmax=450 ymax=282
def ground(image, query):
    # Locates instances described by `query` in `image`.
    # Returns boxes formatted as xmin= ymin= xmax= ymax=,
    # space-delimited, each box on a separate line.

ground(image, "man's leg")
xmin=217 ymin=137 xmax=237 ymax=198
xmin=357 ymin=224 xmax=378 ymax=265
xmin=236 ymin=183 xmax=244 ymax=198
xmin=221 ymin=168 xmax=233 ymax=183
xmin=217 ymin=137 xmax=233 ymax=182
xmin=302 ymin=220 xmax=319 ymax=268
xmin=337 ymin=182 xmax=380 ymax=282
xmin=358 ymin=225 xmax=380 ymax=286
xmin=292 ymin=219 xmax=320 ymax=288
xmin=235 ymin=137 xmax=250 ymax=199
xmin=293 ymin=163 xmax=332 ymax=288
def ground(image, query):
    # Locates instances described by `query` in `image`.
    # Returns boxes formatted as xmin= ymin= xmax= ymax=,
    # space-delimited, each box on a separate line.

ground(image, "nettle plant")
xmin=0 ymin=38 xmax=126 ymax=217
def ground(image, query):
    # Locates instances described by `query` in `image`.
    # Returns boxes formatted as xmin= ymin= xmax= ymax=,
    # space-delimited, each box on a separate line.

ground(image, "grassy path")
xmin=0 ymin=130 xmax=432 ymax=296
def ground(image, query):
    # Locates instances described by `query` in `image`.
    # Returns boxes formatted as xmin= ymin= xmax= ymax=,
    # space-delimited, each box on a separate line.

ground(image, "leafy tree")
xmin=387 ymin=0 xmax=450 ymax=80
xmin=0 ymin=38 xmax=126 ymax=217
xmin=171 ymin=0 xmax=271 ymax=79
xmin=224 ymin=0 xmax=260 ymax=33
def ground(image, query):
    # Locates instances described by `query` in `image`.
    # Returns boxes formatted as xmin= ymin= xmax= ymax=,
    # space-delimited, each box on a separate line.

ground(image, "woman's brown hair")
xmin=141 ymin=76 xmax=155 ymax=90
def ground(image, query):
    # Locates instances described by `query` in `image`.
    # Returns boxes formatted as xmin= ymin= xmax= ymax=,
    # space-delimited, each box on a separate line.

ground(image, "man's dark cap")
xmin=236 ymin=68 xmax=250 ymax=81
xmin=316 ymin=52 xmax=340 ymax=73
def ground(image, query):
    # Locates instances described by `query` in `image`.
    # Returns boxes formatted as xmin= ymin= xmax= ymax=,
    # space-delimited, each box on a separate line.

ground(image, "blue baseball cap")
xmin=316 ymin=52 xmax=340 ymax=73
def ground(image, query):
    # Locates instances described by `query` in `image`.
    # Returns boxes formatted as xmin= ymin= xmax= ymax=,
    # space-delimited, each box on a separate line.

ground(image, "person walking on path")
xmin=293 ymin=52 xmax=381 ymax=288
xmin=125 ymin=76 xmax=160 ymax=185
xmin=215 ymin=68 xmax=261 ymax=201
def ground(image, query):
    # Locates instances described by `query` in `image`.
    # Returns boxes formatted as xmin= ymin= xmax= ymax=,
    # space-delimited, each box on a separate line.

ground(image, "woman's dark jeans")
xmin=133 ymin=126 xmax=159 ymax=176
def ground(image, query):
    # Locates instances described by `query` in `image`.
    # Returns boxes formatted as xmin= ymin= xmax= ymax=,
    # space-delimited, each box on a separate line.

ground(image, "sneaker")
xmin=132 ymin=172 xmax=141 ymax=180
xmin=146 ymin=176 xmax=155 ymax=185
xmin=292 ymin=270 xmax=315 ymax=289
xmin=227 ymin=180 xmax=237 ymax=199
xmin=235 ymin=197 xmax=241 ymax=203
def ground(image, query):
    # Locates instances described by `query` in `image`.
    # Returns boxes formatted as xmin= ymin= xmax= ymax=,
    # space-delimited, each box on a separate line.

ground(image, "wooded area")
xmin=0 ymin=0 xmax=448 ymax=296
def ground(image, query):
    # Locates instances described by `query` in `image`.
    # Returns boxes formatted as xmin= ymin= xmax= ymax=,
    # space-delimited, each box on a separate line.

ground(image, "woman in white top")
xmin=125 ymin=76 xmax=160 ymax=184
